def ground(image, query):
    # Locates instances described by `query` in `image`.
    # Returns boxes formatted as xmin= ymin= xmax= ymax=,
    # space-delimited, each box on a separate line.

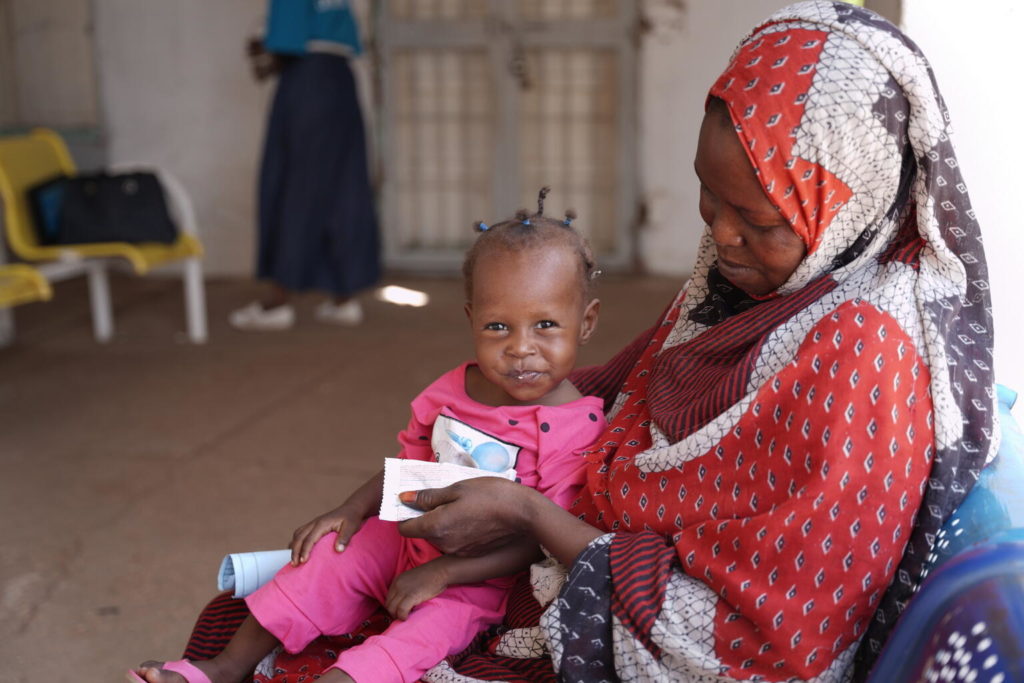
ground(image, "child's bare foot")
xmin=129 ymin=658 xmax=220 ymax=683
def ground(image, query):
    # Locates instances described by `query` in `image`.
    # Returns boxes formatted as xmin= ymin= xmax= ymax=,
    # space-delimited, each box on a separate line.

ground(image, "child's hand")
xmin=289 ymin=505 xmax=364 ymax=565
xmin=385 ymin=562 xmax=450 ymax=620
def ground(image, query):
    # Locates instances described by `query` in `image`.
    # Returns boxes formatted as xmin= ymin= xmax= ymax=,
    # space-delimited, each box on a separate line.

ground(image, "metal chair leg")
xmin=86 ymin=262 xmax=113 ymax=342
xmin=183 ymin=257 xmax=207 ymax=343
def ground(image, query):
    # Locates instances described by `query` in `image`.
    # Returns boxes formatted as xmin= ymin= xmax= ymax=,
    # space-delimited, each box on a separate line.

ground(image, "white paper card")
xmin=379 ymin=457 xmax=516 ymax=522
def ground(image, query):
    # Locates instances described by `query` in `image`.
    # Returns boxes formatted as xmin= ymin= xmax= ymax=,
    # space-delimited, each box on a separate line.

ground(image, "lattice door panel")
xmin=378 ymin=0 xmax=636 ymax=271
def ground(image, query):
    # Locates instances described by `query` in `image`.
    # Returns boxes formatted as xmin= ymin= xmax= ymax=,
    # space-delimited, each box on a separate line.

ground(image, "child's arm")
xmin=384 ymin=538 xmax=542 ymax=620
xmin=290 ymin=467 xmax=384 ymax=565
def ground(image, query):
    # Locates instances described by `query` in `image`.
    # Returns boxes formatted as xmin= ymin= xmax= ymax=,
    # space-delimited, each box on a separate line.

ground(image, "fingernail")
xmin=399 ymin=491 xmax=417 ymax=504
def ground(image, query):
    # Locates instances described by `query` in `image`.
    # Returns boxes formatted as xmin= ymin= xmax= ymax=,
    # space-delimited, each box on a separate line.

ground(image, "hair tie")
xmin=474 ymin=221 xmax=490 ymax=232
xmin=563 ymin=217 xmax=573 ymax=226
xmin=522 ymin=219 xmax=531 ymax=226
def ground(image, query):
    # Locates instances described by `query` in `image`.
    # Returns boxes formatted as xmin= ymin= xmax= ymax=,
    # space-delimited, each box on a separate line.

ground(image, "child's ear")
xmin=578 ymin=298 xmax=600 ymax=345
xmin=464 ymin=302 xmax=473 ymax=322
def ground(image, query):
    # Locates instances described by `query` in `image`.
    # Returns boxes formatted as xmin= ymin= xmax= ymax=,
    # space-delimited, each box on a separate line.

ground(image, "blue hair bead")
xmin=477 ymin=221 xmax=490 ymax=231
xmin=522 ymin=219 xmax=531 ymax=226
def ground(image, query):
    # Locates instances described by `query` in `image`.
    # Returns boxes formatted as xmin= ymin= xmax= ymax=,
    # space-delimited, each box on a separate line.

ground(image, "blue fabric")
xmin=866 ymin=541 xmax=1024 ymax=682
xmin=264 ymin=0 xmax=362 ymax=56
xmin=29 ymin=176 xmax=67 ymax=243
xmin=866 ymin=386 xmax=1024 ymax=681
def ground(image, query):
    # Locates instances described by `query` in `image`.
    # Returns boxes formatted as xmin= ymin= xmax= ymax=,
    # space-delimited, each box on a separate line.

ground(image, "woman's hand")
xmin=385 ymin=562 xmax=450 ymax=620
xmin=245 ymin=36 xmax=280 ymax=81
xmin=400 ymin=477 xmax=608 ymax=568
xmin=289 ymin=504 xmax=365 ymax=565
xmin=398 ymin=478 xmax=537 ymax=557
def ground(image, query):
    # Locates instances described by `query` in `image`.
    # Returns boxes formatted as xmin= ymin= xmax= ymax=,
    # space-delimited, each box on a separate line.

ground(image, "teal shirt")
xmin=264 ymin=0 xmax=362 ymax=56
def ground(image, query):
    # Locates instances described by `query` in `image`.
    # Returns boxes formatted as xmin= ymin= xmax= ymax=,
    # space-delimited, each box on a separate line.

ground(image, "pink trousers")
xmin=246 ymin=517 xmax=508 ymax=683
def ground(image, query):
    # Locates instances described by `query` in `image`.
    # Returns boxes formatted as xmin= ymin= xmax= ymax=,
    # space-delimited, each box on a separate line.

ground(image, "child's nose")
xmin=505 ymin=331 xmax=535 ymax=357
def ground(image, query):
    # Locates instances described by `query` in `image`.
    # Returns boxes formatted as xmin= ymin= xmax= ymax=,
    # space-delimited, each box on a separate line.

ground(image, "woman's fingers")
xmin=398 ymin=484 xmax=459 ymax=511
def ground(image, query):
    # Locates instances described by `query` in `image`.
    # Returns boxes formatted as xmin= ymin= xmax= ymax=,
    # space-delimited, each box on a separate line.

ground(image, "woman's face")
xmin=694 ymin=100 xmax=806 ymax=296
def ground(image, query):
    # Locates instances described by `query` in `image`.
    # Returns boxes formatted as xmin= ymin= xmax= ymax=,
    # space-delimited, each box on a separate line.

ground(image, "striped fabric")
xmin=181 ymin=593 xmax=249 ymax=661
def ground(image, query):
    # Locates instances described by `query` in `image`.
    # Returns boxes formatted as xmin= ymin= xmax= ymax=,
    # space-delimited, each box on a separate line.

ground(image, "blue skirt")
xmin=257 ymin=53 xmax=380 ymax=297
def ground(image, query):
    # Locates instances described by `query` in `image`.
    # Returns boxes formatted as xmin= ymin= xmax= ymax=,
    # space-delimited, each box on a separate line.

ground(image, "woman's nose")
xmin=710 ymin=211 xmax=745 ymax=247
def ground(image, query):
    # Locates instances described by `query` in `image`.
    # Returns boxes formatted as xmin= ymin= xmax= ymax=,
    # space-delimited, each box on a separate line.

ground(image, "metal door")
xmin=377 ymin=0 xmax=638 ymax=271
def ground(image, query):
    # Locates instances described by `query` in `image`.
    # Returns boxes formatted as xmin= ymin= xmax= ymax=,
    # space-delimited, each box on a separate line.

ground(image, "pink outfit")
xmin=246 ymin=362 xmax=605 ymax=682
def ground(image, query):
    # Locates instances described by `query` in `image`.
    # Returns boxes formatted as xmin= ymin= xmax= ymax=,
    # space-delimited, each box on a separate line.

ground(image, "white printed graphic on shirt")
xmin=431 ymin=413 xmax=521 ymax=476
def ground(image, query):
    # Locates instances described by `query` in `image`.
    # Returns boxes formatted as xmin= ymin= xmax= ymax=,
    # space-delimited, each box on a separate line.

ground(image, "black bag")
xmin=28 ymin=171 xmax=178 ymax=245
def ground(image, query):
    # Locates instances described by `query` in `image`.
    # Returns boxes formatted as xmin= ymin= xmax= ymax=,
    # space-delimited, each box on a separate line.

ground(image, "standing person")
xmin=179 ymin=2 xmax=996 ymax=682
xmin=130 ymin=191 xmax=606 ymax=683
xmin=230 ymin=0 xmax=380 ymax=331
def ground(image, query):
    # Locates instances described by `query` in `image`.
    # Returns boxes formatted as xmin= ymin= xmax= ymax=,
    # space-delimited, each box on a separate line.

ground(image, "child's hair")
xmin=462 ymin=187 xmax=599 ymax=301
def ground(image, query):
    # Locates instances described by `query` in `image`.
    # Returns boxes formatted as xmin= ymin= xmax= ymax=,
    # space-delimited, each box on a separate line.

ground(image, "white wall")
xmin=637 ymin=0 xmax=788 ymax=275
xmin=93 ymin=0 xmax=269 ymax=276
xmin=901 ymin=1 xmax=1024 ymax=391
xmin=0 ymin=0 xmax=98 ymax=127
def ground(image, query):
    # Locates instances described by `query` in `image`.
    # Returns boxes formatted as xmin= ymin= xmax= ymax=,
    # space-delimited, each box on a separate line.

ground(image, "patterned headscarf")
xmin=550 ymin=2 xmax=997 ymax=680
xmin=694 ymin=3 xmax=998 ymax=666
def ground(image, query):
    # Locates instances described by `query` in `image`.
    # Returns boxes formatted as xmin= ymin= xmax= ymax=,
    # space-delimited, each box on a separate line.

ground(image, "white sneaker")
xmin=228 ymin=302 xmax=295 ymax=331
xmin=314 ymin=299 xmax=363 ymax=326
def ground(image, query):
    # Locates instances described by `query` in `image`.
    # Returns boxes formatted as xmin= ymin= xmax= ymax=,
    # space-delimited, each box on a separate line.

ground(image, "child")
xmin=130 ymin=188 xmax=605 ymax=683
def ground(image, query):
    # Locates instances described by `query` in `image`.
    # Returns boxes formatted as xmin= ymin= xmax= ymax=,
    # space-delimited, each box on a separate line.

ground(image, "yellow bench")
xmin=0 ymin=263 xmax=52 ymax=308
xmin=0 ymin=128 xmax=208 ymax=342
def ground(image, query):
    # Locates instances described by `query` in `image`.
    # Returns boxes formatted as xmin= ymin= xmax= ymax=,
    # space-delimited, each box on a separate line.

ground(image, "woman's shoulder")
xmin=777 ymin=297 xmax=928 ymax=389
xmin=801 ymin=298 xmax=917 ymax=348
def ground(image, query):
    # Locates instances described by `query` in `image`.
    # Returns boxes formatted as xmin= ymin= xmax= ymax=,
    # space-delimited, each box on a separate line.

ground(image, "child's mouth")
xmin=508 ymin=370 xmax=542 ymax=382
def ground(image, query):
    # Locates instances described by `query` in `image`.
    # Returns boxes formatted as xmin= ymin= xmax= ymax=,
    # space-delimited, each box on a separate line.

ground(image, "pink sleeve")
xmin=396 ymin=411 xmax=434 ymax=462
xmin=532 ymin=408 xmax=605 ymax=509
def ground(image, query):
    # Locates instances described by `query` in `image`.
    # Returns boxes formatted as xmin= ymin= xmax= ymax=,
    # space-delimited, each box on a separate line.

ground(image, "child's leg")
xmin=133 ymin=519 xmax=402 ymax=683
xmin=247 ymin=518 xmax=402 ymax=653
xmin=329 ymin=582 xmax=508 ymax=683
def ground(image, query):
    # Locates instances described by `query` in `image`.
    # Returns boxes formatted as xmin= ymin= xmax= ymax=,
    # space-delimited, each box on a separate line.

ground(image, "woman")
xmin=184 ymin=2 xmax=995 ymax=680
xmin=229 ymin=0 xmax=380 ymax=331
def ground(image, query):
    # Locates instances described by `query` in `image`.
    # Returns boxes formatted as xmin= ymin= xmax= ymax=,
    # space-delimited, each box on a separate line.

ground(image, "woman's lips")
xmin=717 ymin=255 xmax=751 ymax=274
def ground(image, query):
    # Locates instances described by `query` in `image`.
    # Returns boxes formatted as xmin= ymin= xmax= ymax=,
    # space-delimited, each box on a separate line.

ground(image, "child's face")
xmin=465 ymin=246 xmax=599 ymax=405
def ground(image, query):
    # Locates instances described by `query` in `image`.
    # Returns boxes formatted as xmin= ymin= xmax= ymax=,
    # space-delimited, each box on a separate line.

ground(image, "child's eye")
xmin=484 ymin=322 xmax=508 ymax=331
xmin=536 ymin=320 xmax=558 ymax=329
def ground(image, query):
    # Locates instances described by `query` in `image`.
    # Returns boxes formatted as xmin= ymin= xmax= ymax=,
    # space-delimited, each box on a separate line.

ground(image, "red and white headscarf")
xmin=540 ymin=2 xmax=998 ymax=681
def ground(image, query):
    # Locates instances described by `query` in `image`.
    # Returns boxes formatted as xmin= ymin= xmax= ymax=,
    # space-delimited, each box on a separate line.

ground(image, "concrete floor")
xmin=0 ymin=271 xmax=681 ymax=682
